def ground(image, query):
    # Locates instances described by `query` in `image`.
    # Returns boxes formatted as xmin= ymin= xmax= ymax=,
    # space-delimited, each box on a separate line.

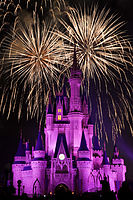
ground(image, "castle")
xmin=12 ymin=51 xmax=126 ymax=196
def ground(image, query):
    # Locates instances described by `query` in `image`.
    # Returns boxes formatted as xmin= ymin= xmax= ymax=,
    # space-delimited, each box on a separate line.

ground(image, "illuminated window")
xmin=58 ymin=115 xmax=61 ymax=120
xmin=58 ymin=109 xmax=61 ymax=113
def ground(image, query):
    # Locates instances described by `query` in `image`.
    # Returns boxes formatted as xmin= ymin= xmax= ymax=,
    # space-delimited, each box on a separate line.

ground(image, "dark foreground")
xmin=0 ymin=181 xmax=133 ymax=200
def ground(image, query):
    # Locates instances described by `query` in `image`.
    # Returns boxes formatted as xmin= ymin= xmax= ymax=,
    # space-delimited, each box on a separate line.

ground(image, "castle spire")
xmin=93 ymin=128 xmax=101 ymax=150
xmin=79 ymin=130 xmax=89 ymax=151
xmin=35 ymin=128 xmax=44 ymax=151
xmin=16 ymin=132 xmax=25 ymax=157
xmin=102 ymin=142 xmax=109 ymax=165
xmin=70 ymin=45 xmax=81 ymax=77
xmin=69 ymin=47 xmax=82 ymax=112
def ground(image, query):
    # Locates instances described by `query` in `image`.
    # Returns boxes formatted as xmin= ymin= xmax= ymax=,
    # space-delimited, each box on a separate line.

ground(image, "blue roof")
xmin=54 ymin=134 xmax=70 ymax=158
xmin=35 ymin=131 xmax=44 ymax=151
xmin=23 ymin=166 xmax=32 ymax=171
xmin=32 ymin=157 xmax=45 ymax=161
xmin=16 ymin=138 xmax=25 ymax=157
xmin=93 ymin=135 xmax=101 ymax=150
xmin=77 ymin=158 xmax=91 ymax=161
xmin=78 ymin=131 xmax=89 ymax=151
xmin=102 ymin=151 xmax=110 ymax=165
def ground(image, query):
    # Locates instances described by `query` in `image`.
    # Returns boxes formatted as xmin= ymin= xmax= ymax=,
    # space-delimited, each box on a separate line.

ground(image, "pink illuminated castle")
xmin=12 ymin=51 xmax=126 ymax=196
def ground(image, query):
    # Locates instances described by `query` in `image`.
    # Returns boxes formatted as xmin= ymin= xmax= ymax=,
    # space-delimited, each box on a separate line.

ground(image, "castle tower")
xmin=102 ymin=144 xmax=116 ymax=191
xmin=77 ymin=131 xmax=92 ymax=193
xmin=31 ymin=130 xmax=47 ymax=196
xmin=69 ymin=47 xmax=82 ymax=112
xmin=111 ymin=143 xmax=126 ymax=191
xmin=68 ymin=48 xmax=83 ymax=156
xmin=22 ymin=141 xmax=32 ymax=195
xmin=93 ymin=132 xmax=103 ymax=169
xmin=12 ymin=136 xmax=26 ymax=195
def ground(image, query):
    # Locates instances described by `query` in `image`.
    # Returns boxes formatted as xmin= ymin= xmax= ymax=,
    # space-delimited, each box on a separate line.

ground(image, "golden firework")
xmin=0 ymin=15 xmax=65 ymax=121
xmin=57 ymin=5 xmax=133 ymax=140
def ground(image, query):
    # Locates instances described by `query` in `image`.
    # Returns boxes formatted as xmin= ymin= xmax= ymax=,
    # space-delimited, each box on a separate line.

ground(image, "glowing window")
xmin=58 ymin=115 xmax=61 ymax=120
xmin=59 ymin=154 xmax=65 ymax=160
xmin=58 ymin=109 xmax=61 ymax=113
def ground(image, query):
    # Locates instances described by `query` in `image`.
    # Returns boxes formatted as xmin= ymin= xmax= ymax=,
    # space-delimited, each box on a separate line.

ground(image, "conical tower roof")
xmin=35 ymin=130 xmax=44 ymax=151
xmin=78 ymin=131 xmax=89 ymax=151
xmin=102 ymin=151 xmax=110 ymax=165
xmin=93 ymin=135 xmax=101 ymax=150
xmin=16 ymin=137 xmax=25 ymax=156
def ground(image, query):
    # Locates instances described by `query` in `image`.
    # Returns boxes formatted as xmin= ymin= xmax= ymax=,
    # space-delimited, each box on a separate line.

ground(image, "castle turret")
xmin=12 ymin=136 xmax=26 ymax=195
xmin=77 ymin=131 xmax=92 ymax=193
xmin=22 ymin=141 xmax=32 ymax=195
xmin=102 ymin=144 xmax=116 ymax=191
xmin=31 ymin=130 xmax=47 ymax=195
xmin=93 ymin=132 xmax=103 ymax=169
xmin=111 ymin=143 xmax=126 ymax=191
xmin=34 ymin=130 xmax=45 ymax=158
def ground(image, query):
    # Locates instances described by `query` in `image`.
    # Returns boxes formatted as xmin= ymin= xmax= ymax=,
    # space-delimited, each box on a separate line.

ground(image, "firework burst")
xmin=57 ymin=6 xmax=133 ymax=140
xmin=0 ymin=14 xmax=65 ymax=121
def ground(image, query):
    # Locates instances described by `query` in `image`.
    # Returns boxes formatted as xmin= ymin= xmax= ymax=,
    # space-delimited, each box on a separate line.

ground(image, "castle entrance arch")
xmin=55 ymin=183 xmax=69 ymax=194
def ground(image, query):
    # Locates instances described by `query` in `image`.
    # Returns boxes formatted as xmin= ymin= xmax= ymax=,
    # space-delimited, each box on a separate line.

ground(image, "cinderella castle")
xmin=12 ymin=51 xmax=126 ymax=196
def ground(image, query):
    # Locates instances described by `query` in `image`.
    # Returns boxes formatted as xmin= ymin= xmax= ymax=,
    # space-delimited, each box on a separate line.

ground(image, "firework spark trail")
xmin=57 ymin=5 xmax=133 ymax=140
xmin=0 ymin=14 xmax=65 ymax=121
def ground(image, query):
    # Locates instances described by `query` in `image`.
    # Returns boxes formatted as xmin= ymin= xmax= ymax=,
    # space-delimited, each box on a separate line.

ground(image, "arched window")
xmin=56 ymin=165 xmax=61 ymax=173
xmin=88 ymin=173 xmax=95 ymax=192
xmin=62 ymin=165 xmax=68 ymax=173
xmin=96 ymin=172 xmax=102 ymax=187
xmin=33 ymin=178 xmax=41 ymax=195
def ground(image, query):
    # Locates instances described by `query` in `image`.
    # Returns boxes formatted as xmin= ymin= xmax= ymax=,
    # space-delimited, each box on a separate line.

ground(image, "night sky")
xmin=0 ymin=0 xmax=133 ymax=184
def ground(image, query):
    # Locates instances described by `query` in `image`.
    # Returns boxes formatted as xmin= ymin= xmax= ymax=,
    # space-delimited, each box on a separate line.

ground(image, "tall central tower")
xmin=69 ymin=49 xmax=82 ymax=112
xmin=68 ymin=49 xmax=83 ymax=156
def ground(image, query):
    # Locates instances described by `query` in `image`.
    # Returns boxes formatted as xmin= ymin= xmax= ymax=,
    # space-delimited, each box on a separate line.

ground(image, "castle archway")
xmin=55 ymin=183 xmax=69 ymax=194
